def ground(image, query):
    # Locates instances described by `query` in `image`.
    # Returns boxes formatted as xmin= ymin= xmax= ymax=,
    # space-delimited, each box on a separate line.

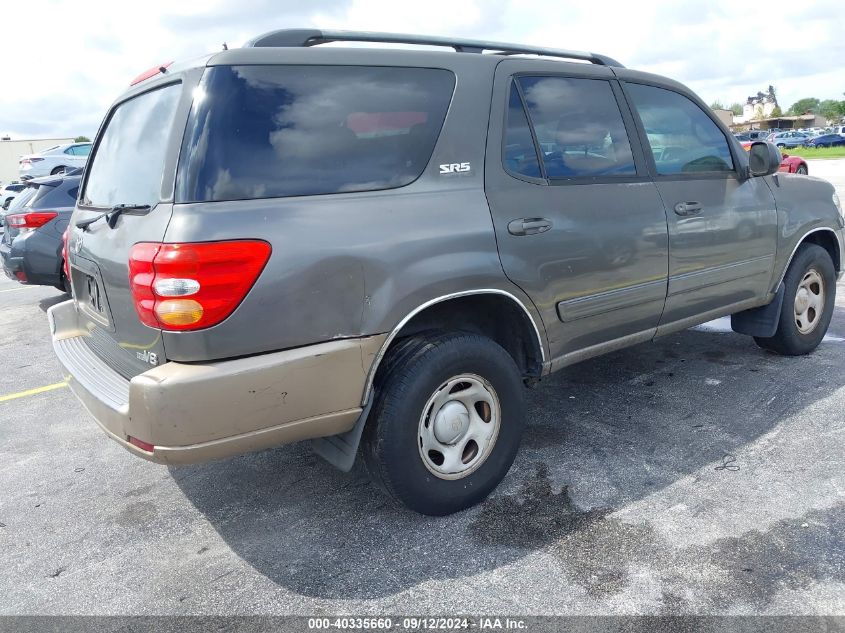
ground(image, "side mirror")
xmin=748 ymin=141 xmax=781 ymax=177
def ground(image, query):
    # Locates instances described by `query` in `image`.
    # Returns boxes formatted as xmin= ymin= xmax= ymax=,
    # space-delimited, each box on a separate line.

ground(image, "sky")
xmin=0 ymin=0 xmax=843 ymax=138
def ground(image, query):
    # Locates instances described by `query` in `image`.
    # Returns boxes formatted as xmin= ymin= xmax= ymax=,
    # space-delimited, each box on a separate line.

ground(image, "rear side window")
xmin=176 ymin=65 xmax=455 ymax=202
xmin=83 ymin=83 xmax=181 ymax=208
xmin=504 ymin=83 xmax=541 ymax=178
xmin=515 ymin=76 xmax=636 ymax=179
xmin=625 ymin=83 xmax=734 ymax=175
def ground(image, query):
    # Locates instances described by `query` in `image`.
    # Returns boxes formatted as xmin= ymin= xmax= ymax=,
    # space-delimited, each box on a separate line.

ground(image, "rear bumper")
xmin=0 ymin=231 xmax=62 ymax=286
xmin=48 ymin=299 xmax=386 ymax=465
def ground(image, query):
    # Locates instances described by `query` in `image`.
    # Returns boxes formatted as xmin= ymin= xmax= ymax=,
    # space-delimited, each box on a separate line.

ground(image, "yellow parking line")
xmin=0 ymin=381 xmax=68 ymax=403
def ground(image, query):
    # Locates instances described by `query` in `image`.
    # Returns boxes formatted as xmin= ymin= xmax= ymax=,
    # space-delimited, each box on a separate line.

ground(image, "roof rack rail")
xmin=243 ymin=29 xmax=624 ymax=68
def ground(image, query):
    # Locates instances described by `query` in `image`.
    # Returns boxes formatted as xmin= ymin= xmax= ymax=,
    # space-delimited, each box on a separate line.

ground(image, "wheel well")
xmin=378 ymin=294 xmax=544 ymax=383
xmin=802 ymin=230 xmax=841 ymax=273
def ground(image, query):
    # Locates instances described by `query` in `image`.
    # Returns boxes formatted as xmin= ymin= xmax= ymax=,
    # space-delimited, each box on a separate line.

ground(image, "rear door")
xmin=621 ymin=81 xmax=778 ymax=329
xmin=68 ymin=76 xmax=197 ymax=378
xmin=485 ymin=60 xmax=669 ymax=368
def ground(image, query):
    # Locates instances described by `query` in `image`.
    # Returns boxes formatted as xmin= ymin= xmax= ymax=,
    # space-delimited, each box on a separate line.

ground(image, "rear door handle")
xmin=508 ymin=218 xmax=552 ymax=236
xmin=673 ymin=202 xmax=703 ymax=217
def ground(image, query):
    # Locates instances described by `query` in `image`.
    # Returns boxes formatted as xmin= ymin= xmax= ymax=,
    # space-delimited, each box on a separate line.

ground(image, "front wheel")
xmin=754 ymin=244 xmax=836 ymax=355
xmin=362 ymin=332 xmax=525 ymax=515
xmin=795 ymin=165 xmax=808 ymax=175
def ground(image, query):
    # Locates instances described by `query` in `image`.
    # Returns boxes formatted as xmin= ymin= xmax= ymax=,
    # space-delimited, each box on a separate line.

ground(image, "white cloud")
xmin=0 ymin=0 xmax=843 ymax=138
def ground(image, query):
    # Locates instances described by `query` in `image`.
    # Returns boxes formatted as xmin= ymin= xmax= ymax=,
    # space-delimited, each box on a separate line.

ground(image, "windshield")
xmin=83 ymin=83 xmax=181 ymax=208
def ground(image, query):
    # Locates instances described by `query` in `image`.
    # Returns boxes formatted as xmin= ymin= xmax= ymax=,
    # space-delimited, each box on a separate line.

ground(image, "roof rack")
xmin=243 ymin=29 xmax=624 ymax=68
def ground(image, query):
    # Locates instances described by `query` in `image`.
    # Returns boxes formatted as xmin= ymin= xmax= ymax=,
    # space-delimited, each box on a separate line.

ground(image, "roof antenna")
xmin=222 ymin=42 xmax=228 ymax=50
xmin=158 ymin=66 xmax=168 ymax=74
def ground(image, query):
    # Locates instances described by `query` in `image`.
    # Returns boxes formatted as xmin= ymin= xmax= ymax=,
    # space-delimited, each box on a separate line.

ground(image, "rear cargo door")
xmin=68 ymin=79 xmax=192 ymax=379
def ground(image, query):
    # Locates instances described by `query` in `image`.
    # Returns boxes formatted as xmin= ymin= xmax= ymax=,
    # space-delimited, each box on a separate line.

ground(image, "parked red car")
xmin=740 ymin=141 xmax=808 ymax=175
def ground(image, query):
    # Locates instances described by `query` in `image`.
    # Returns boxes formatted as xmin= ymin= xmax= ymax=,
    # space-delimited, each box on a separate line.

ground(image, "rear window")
xmin=176 ymin=65 xmax=455 ymax=203
xmin=29 ymin=178 xmax=80 ymax=209
xmin=83 ymin=83 xmax=181 ymax=208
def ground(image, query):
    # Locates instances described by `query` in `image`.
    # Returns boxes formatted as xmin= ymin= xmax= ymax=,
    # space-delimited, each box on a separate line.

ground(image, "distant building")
xmin=712 ymin=108 xmax=733 ymax=127
xmin=736 ymin=86 xmax=779 ymax=124
xmin=0 ymin=137 xmax=74 ymax=183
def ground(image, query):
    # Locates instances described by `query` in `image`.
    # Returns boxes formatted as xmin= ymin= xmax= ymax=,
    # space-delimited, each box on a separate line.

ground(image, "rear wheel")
xmin=776 ymin=143 xmax=786 ymax=149
xmin=50 ymin=166 xmax=66 ymax=175
xmin=754 ymin=244 xmax=835 ymax=355
xmin=362 ymin=332 xmax=525 ymax=515
xmin=54 ymin=269 xmax=71 ymax=295
xmin=795 ymin=164 xmax=808 ymax=175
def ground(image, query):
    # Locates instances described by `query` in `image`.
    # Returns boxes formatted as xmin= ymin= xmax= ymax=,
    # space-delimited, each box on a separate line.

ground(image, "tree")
xmin=753 ymin=104 xmax=765 ymax=120
xmin=710 ymin=100 xmax=725 ymax=110
xmin=74 ymin=136 xmax=90 ymax=142
xmin=818 ymin=100 xmax=841 ymax=122
xmin=729 ymin=102 xmax=743 ymax=116
xmin=787 ymin=97 xmax=820 ymax=115
xmin=770 ymin=105 xmax=783 ymax=117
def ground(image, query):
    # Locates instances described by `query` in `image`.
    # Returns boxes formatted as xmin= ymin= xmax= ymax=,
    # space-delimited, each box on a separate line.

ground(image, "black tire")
xmin=754 ymin=244 xmax=836 ymax=355
xmin=776 ymin=143 xmax=786 ymax=149
xmin=50 ymin=166 xmax=66 ymax=175
xmin=362 ymin=332 xmax=525 ymax=515
xmin=54 ymin=270 xmax=71 ymax=295
xmin=796 ymin=165 xmax=808 ymax=175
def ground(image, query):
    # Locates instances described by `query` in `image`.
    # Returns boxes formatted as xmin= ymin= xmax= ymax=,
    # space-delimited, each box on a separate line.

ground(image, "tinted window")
xmin=6 ymin=187 xmax=36 ymax=211
xmin=517 ymin=76 xmax=636 ymax=178
xmin=626 ymin=83 xmax=734 ymax=175
xmin=30 ymin=177 xmax=81 ymax=209
xmin=504 ymin=83 xmax=541 ymax=178
xmin=177 ymin=65 xmax=455 ymax=203
xmin=71 ymin=144 xmax=91 ymax=156
xmin=83 ymin=83 xmax=181 ymax=207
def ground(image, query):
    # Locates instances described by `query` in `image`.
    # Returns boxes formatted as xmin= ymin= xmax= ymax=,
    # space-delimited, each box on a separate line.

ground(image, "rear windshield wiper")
xmin=76 ymin=204 xmax=152 ymax=231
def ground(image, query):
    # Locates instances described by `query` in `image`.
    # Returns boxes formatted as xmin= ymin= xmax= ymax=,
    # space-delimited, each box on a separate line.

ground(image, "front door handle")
xmin=508 ymin=218 xmax=552 ymax=236
xmin=673 ymin=201 xmax=703 ymax=217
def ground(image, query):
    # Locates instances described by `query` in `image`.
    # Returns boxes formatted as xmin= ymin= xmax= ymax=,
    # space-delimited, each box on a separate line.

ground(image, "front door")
xmin=484 ymin=61 xmax=670 ymax=368
xmin=622 ymin=81 xmax=778 ymax=330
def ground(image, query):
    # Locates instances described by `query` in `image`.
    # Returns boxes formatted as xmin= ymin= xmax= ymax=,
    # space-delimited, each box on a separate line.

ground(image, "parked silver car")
xmin=767 ymin=131 xmax=810 ymax=148
xmin=49 ymin=29 xmax=845 ymax=515
xmin=19 ymin=142 xmax=91 ymax=180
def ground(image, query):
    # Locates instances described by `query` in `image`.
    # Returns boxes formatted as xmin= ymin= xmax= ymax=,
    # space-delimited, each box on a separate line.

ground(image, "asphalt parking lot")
xmin=1 ymin=160 xmax=844 ymax=616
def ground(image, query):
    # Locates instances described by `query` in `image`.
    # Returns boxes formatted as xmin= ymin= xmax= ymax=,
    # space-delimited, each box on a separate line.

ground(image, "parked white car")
xmin=19 ymin=142 xmax=91 ymax=180
xmin=1 ymin=182 xmax=28 ymax=210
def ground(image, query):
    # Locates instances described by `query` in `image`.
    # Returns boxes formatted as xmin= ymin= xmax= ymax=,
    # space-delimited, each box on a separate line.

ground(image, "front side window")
xmin=176 ymin=65 xmax=455 ymax=202
xmin=517 ymin=76 xmax=636 ymax=179
xmin=625 ymin=83 xmax=734 ymax=175
xmin=83 ymin=83 xmax=182 ymax=208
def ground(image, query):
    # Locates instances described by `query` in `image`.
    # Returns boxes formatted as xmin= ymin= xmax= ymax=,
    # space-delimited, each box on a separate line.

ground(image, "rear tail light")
xmin=128 ymin=240 xmax=271 ymax=331
xmin=7 ymin=211 xmax=58 ymax=229
xmin=19 ymin=157 xmax=44 ymax=165
xmin=62 ymin=229 xmax=70 ymax=281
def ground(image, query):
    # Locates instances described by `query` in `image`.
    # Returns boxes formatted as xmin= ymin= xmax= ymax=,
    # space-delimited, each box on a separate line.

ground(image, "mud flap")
xmin=730 ymin=283 xmax=785 ymax=337
xmin=311 ymin=399 xmax=373 ymax=472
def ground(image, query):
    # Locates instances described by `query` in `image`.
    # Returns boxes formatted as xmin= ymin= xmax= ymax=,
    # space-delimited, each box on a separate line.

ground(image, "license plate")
xmin=83 ymin=274 xmax=106 ymax=315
